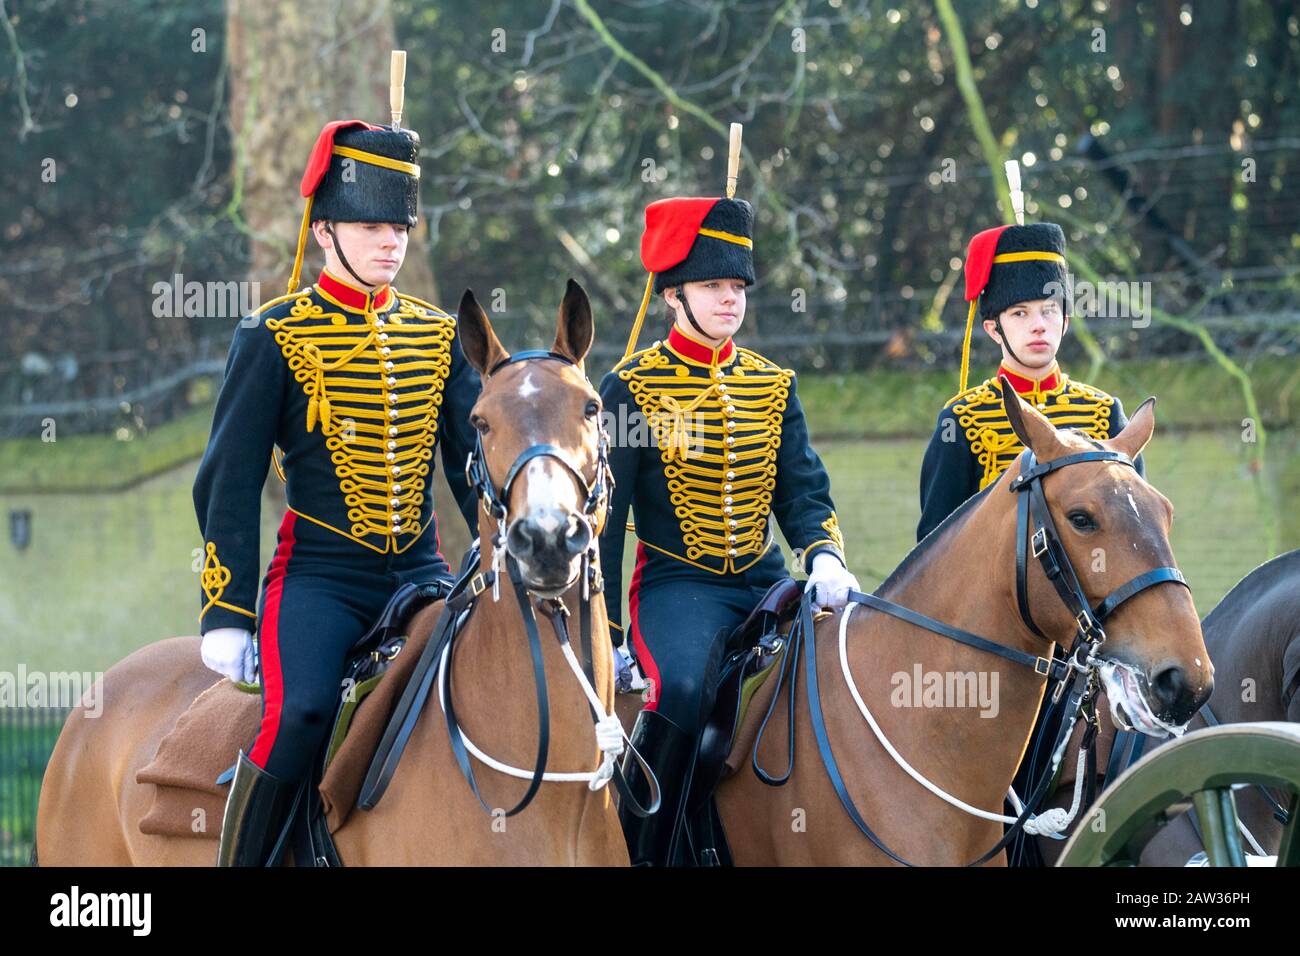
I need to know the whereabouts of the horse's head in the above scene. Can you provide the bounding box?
[1001,386,1213,732]
[457,279,607,596]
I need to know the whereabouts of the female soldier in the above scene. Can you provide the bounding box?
[599,195,858,865]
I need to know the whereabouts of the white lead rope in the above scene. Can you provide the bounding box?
[837,601,1085,837]
[436,634,628,790]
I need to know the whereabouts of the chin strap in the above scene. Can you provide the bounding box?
[676,286,710,339]
[323,221,373,289]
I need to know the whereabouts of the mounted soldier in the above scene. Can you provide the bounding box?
[598,127,859,865]
[193,56,480,865]
[917,164,1144,542]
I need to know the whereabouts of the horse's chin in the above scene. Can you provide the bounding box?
[1098,660,1187,739]
[511,555,581,599]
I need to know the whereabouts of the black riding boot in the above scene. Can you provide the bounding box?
[618,709,698,867]
[216,750,301,867]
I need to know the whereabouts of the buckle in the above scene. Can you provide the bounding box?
[1034,656,1050,676]
[1031,528,1048,558]
[1052,679,1068,704]
[468,572,488,597]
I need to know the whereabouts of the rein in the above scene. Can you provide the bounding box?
[752,446,1192,866]
[358,350,659,818]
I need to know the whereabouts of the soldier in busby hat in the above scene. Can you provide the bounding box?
[193,79,482,865]
[916,219,1144,542]
[598,188,859,866]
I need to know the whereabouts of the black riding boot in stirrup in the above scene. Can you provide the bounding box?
[216,750,300,867]
[618,709,698,867]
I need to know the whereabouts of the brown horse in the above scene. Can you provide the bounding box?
[715,387,1213,865]
[35,280,629,866]
[1036,548,1300,866]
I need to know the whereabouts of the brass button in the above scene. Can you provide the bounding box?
[388,426,399,437]
[392,465,402,475]
[726,471,736,480]
[727,453,737,463]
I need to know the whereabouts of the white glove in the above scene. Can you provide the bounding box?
[807,552,859,610]
[201,627,257,684]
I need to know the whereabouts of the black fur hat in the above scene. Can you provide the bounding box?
[650,198,756,293]
[309,126,421,227]
[978,222,1069,319]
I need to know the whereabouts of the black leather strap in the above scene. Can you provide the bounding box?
[357,557,493,809]
[1009,450,1134,491]
[846,589,1068,681]
[751,627,801,787]
[791,591,1095,866]
[1091,567,1188,621]
[441,554,551,817]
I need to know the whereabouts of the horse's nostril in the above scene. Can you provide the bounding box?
[1150,664,1187,709]
[563,514,592,557]
[507,519,539,557]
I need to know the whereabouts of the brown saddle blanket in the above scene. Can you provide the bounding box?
[135,614,437,840]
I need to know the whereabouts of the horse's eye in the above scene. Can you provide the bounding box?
[471,415,489,434]
[585,400,600,419]
[1067,510,1096,532]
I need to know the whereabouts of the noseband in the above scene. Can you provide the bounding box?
[465,349,612,548]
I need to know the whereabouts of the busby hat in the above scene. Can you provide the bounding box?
[286,119,422,294]
[957,222,1069,392]
[621,195,756,358]
[642,197,756,293]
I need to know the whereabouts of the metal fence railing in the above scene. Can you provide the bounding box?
[0,707,70,867]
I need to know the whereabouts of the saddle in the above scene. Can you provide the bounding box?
[674,577,804,864]
[134,579,451,863]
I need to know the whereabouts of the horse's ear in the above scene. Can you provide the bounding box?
[1001,377,1070,461]
[457,289,509,376]
[1107,396,1156,462]
[552,278,594,368]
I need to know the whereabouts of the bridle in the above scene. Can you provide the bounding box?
[754,442,1192,866]
[465,348,613,598]
[359,349,660,820]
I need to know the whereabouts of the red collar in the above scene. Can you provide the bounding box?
[316,268,393,313]
[666,324,735,366]
[997,363,1062,397]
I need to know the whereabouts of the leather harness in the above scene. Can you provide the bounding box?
[357,350,660,820]
[753,445,1191,866]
